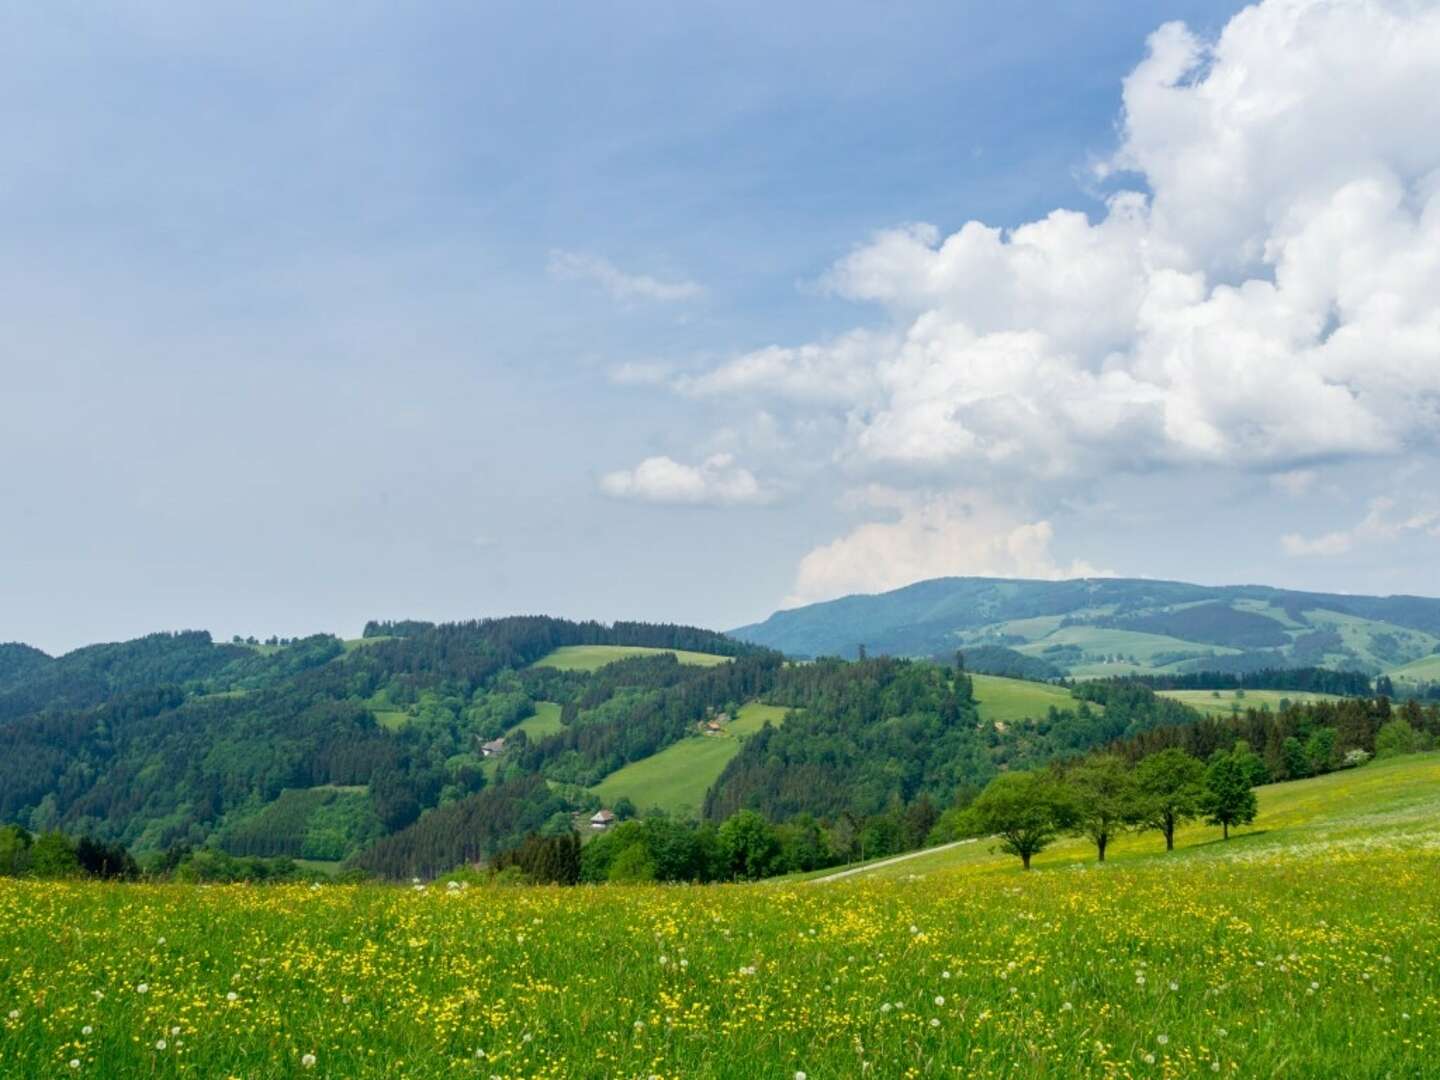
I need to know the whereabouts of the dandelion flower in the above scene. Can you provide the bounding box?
[1060,1002,1073,1012]
[1169,981,1179,991]
[934,995,945,1006]
[301,1053,317,1068]
[155,1039,167,1051]
[136,984,149,995]
[1157,1034,1169,1045]
[796,1072,808,1080]
[82,1025,93,1036]
[226,992,238,1002]
[69,1061,80,1070]
[929,1018,940,1028]
[170,1026,181,1036]
[1142,1052,1155,1064]
[6,1010,17,1020]
[941,970,951,979]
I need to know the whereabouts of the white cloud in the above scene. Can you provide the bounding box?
[599,453,770,506]
[1282,496,1440,557]
[548,250,703,302]
[676,0,1440,483]
[786,489,1106,606]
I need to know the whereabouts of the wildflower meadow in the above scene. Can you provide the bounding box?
[4,755,1439,1078]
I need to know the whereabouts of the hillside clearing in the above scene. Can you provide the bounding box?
[591,702,789,815]
[507,701,564,740]
[531,644,733,672]
[969,673,1078,723]
[1158,688,1344,717]
[1389,653,1440,683]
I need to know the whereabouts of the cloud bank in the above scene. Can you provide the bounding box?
[787,489,1106,606]
[612,0,1440,603]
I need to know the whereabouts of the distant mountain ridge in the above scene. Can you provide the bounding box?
[731,577,1440,678]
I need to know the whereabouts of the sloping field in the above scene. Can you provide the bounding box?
[831,751,1440,882]
[591,702,788,815]
[970,673,1078,723]
[1159,688,1344,717]
[5,753,1436,1078]
[507,701,564,740]
[531,645,733,672]
[1388,653,1440,683]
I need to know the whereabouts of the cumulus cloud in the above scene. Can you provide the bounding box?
[786,489,1107,606]
[599,453,770,506]
[678,0,1440,482]
[548,250,703,302]
[1282,497,1440,557]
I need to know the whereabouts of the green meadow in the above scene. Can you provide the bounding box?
[970,673,1079,724]
[531,645,735,672]
[1158,688,1344,717]
[2,754,1435,1078]
[591,702,789,815]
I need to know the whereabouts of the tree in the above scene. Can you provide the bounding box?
[1304,728,1337,775]
[1132,749,1206,851]
[718,810,781,881]
[965,771,1074,870]
[1375,718,1427,757]
[1067,755,1135,862]
[1202,753,1257,840]
[0,825,32,875]
[613,797,637,822]
[1229,740,1269,787]
[1281,736,1311,779]
[30,832,80,877]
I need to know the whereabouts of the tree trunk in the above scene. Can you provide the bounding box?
[1164,819,1175,851]
[1021,851,1031,870]
[1223,821,1229,840]
[1097,835,1107,863]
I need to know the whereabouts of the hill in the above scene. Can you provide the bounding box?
[732,575,1440,678]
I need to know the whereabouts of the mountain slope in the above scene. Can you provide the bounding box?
[732,576,1440,677]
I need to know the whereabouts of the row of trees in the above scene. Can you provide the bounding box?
[967,744,1272,869]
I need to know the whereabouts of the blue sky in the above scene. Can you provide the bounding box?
[5,0,1439,653]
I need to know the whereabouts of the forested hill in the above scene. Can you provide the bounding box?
[732,576,1440,680]
[0,618,773,860]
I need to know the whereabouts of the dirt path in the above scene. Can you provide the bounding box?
[810,838,978,883]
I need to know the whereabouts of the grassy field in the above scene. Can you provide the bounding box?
[531,644,734,672]
[2,754,1436,1078]
[507,701,565,740]
[1158,688,1344,717]
[591,702,789,815]
[1389,653,1440,683]
[970,673,1078,724]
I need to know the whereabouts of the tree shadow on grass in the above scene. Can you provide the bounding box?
[1183,829,1273,852]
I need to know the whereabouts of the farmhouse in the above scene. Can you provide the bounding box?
[590,809,616,831]
[480,738,506,758]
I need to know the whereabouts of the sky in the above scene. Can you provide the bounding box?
[3,0,1439,654]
